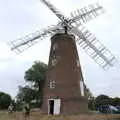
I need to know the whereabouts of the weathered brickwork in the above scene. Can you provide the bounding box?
[42,33,88,114]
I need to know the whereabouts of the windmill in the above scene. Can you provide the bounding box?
[8,0,118,115]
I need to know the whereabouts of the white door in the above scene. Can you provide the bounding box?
[54,99,61,115]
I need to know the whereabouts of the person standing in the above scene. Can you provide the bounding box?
[8,103,14,115]
[23,103,30,119]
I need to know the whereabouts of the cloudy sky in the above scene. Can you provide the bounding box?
[0,0,120,99]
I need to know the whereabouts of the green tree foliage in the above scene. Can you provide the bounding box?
[16,85,41,110]
[95,94,110,109]
[85,86,95,110]
[88,94,120,110]
[0,92,12,109]
[16,61,47,108]
[24,61,47,92]
[96,94,110,101]
[16,86,38,103]
[93,95,120,110]
[86,87,94,100]
[111,97,120,106]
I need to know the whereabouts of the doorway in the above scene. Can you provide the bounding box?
[49,100,54,115]
[48,99,61,115]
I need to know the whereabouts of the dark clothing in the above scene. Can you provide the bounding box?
[24,106,30,116]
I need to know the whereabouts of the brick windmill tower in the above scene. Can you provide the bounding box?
[9,0,118,115]
[42,33,87,115]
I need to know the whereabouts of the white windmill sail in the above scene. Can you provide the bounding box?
[8,0,119,69]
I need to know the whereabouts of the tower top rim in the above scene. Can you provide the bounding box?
[51,33,75,42]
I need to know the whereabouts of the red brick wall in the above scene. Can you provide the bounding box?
[42,33,88,114]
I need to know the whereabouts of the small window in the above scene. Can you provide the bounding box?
[49,80,56,89]
[51,59,57,66]
[53,43,58,51]
[76,59,80,67]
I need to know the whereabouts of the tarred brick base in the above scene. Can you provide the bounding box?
[61,97,88,114]
[42,96,88,115]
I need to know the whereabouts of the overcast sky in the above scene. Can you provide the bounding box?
[0,0,120,99]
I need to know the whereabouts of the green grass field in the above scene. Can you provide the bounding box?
[0,111,120,120]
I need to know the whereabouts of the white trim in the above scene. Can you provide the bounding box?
[48,99,55,115]
[54,99,61,115]
[80,81,84,96]
[49,80,55,89]
[48,99,61,115]
[53,43,58,51]
[76,59,80,67]
[51,59,57,66]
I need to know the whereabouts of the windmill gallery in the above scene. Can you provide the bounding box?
[9,0,118,115]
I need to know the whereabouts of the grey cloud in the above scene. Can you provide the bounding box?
[0,60,33,98]
[0,0,120,98]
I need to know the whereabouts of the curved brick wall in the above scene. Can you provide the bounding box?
[42,33,88,114]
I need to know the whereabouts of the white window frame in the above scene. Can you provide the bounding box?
[49,80,56,89]
[51,59,57,66]
[53,43,58,51]
[76,59,80,67]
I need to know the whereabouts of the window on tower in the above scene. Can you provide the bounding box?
[51,43,59,67]
[76,59,80,67]
[51,58,57,66]
[49,80,56,89]
[53,43,58,51]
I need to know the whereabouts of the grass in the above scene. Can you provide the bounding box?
[0,111,120,120]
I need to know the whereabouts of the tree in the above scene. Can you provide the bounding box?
[111,97,120,106]
[16,86,38,103]
[96,94,110,101]
[0,92,12,109]
[85,85,95,110]
[16,85,41,109]
[24,61,47,107]
[95,94,110,109]
[86,87,94,100]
